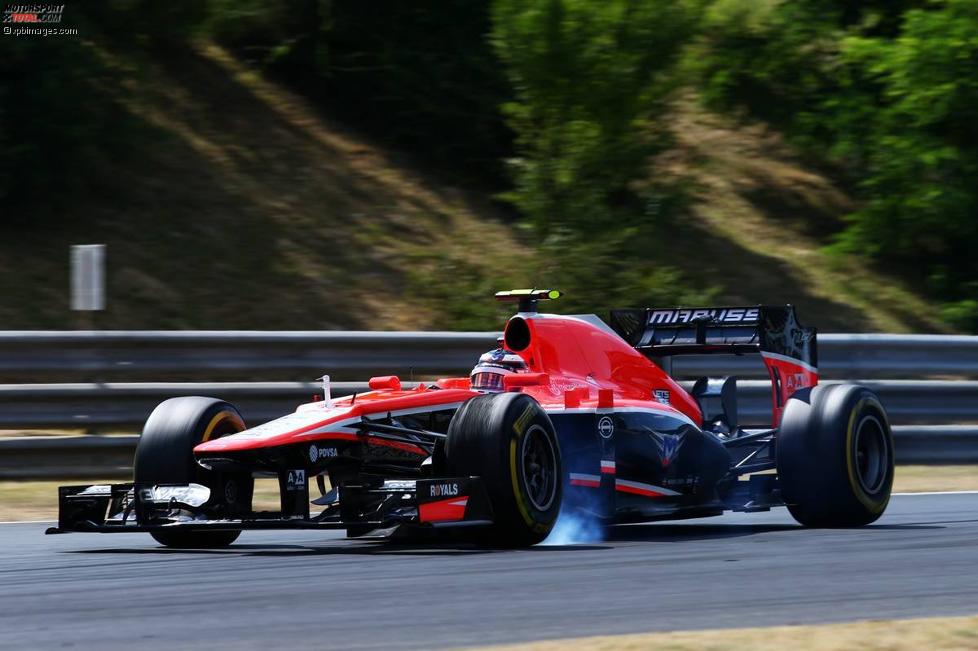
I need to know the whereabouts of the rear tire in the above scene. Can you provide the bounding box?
[777,383,894,527]
[134,397,251,548]
[445,392,562,546]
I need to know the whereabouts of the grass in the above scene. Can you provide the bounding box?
[0,39,529,333]
[0,44,953,335]
[889,465,978,493]
[464,615,978,651]
[2,466,972,522]
[651,94,952,333]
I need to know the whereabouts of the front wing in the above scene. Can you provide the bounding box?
[46,476,494,539]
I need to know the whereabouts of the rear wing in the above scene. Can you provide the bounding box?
[608,305,818,425]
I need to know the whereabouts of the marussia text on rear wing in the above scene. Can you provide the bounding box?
[608,305,818,424]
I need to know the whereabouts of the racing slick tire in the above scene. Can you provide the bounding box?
[134,397,251,548]
[445,392,562,546]
[777,383,894,527]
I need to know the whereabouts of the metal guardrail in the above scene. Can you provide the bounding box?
[2,331,978,381]
[0,331,499,381]
[0,379,976,476]
[0,435,139,479]
[2,330,978,477]
[671,333,978,379]
[1,380,976,430]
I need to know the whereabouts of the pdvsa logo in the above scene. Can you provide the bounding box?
[309,445,338,462]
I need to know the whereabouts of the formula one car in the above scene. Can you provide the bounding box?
[50,289,894,547]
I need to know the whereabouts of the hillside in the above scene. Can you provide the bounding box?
[0,42,950,333]
[0,42,529,331]
[650,96,951,334]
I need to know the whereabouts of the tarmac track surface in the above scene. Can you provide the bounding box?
[0,493,976,650]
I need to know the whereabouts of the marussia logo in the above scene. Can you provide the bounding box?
[651,432,684,467]
[648,307,759,326]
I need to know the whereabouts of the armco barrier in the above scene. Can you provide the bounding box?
[0,331,498,382]
[2,330,978,477]
[2,331,978,381]
[671,334,978,379]
[0,380,975,431]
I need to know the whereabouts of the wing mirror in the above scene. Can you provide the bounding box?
[503,373,549,390]
[368,375,402,391]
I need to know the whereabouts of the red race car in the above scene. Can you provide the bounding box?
[51,289,894,547]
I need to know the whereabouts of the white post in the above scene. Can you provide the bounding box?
[321,374,332,407]
[70,244,106,329]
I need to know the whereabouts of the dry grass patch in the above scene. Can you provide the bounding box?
[465,615,978,651]
[654,94,951,334]
[893,465,978,493]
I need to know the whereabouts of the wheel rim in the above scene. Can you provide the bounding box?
[520,424,557,511]
[854,415,888,494]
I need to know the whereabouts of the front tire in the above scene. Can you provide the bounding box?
[777,383,894,527]
[134,397,251,548]
[445,392,562,546]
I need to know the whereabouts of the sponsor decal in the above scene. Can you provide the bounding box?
[650,431,685,467]
[597,416,615,439]
[662,475,701,488]
[614,478,681,497]
[286,469,306,491]
[513,404,534,435]
[784,372,809,391]
[429,482,459,498]
[419,496,469,522]
[308,445,338,462]
[569,472,601,488]
[647,307,759,326]
[78,485,112,496]
[549,376,586,397]
[653,389,670,405]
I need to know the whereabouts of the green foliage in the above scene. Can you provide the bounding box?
[493,0,694,235]
[941,298,978,333]
[532,230,719,313]
[825,0,978,328]
[0,2,209,225]
[83,0,212,48]
[0,36,129,223]
[692,0,978,330]
[6,0,977,329]
[492,0,710,308]
[207,0,511,188]
[835,1,978,271]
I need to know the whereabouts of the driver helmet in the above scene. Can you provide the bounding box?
[470,348,526,392]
